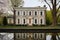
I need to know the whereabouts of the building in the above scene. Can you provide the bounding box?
[7,6,46,40]
[7,6,46,26]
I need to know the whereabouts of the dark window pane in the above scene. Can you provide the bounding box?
[18,19,19,24]
[35,11,37,15]
[23,12,25,15]
[18,34,19,38]
[41,11,42,15]
[41,34,42,38]
[29,11,31,15]
[41,19,42,24]
[23,19,25,24]
[35,19,37,24]
[35,34,37,38]
[18,11,19,15]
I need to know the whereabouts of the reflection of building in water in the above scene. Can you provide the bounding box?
[15,33,46,40]
[0,33,14,40]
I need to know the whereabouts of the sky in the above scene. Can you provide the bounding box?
[23,0,50,10]
[0,0,60,14]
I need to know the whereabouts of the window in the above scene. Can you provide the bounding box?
[41,11,42,15]
[23,19,25,24]
[18,34,19,38]
[34,33,38,39]
[35,19,37,24]
[23,12,25,15]
[35,11,37,15]
[38,33,42,39]
[41,19,42,24]
[18,11,19,15]
[29,11,31,15]
[41,34,42,38]
[23,33,26,39]
[18,19,19,24]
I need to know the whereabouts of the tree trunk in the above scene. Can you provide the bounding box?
[52,12,57,26]
[52,0,57,26]
[51,33,57,40]
[51,0,57,40]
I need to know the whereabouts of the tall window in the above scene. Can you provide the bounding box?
[18,34,19,38]
[35,11,37,15]
[29,11,31,15]
[23,33,26,39]
[18,19,19,24]
[41,34,42,38]
[41,11,42,15]
[23,19,25,24]
[35,19,37,24]
[23,12,25,15]
[18,11,19,15]
[41,19,42,24]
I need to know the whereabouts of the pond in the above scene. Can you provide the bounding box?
[46,35,60,40]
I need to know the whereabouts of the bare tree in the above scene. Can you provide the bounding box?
[39,0,60,40]
[10,0,24,40]
[10,0,24,24]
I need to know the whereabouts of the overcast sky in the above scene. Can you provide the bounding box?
[23,0,50,10]
[0,0,60,14]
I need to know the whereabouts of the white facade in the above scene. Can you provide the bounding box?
[14,7,46,25]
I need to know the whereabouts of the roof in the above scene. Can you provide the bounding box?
[14,6,47,10]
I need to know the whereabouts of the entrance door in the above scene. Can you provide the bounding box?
[28,18,32,25]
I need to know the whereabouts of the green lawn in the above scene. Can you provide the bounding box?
[0,25,60,29]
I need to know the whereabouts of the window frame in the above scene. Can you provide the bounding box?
[40,11,42,16]
[18,11,19,15]
[35,19,37,24]
[18,19,20,24]
[35,11,37,16]
[29,11,31,16]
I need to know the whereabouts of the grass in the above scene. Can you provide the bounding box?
[0,25,60,29]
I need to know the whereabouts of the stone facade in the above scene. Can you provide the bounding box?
[7,6,46,26]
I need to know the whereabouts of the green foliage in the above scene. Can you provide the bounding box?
[3,17,8,25]
[0,17,3,25]
[46,10,52,25]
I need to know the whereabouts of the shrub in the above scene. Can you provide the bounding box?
[3,17,8,25]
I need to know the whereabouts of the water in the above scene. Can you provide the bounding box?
[46,35,60,40]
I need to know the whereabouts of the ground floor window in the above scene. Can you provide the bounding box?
[35,19,37,24]
[18,19,20,24]
[23,19,25,24]
[41,19,42,24]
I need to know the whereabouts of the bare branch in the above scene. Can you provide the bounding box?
[44,0,52,10]
[56,1,60,6]
[0,2,4,4]
[56,5,60,14]
[51,0,53,5]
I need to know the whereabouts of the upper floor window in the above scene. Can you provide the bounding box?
[23,12,25,15]
[29,11,31,15]
[18,11,19,15]
[40,11,42,16]
[35,19,37,24]
[35,11,37,15]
